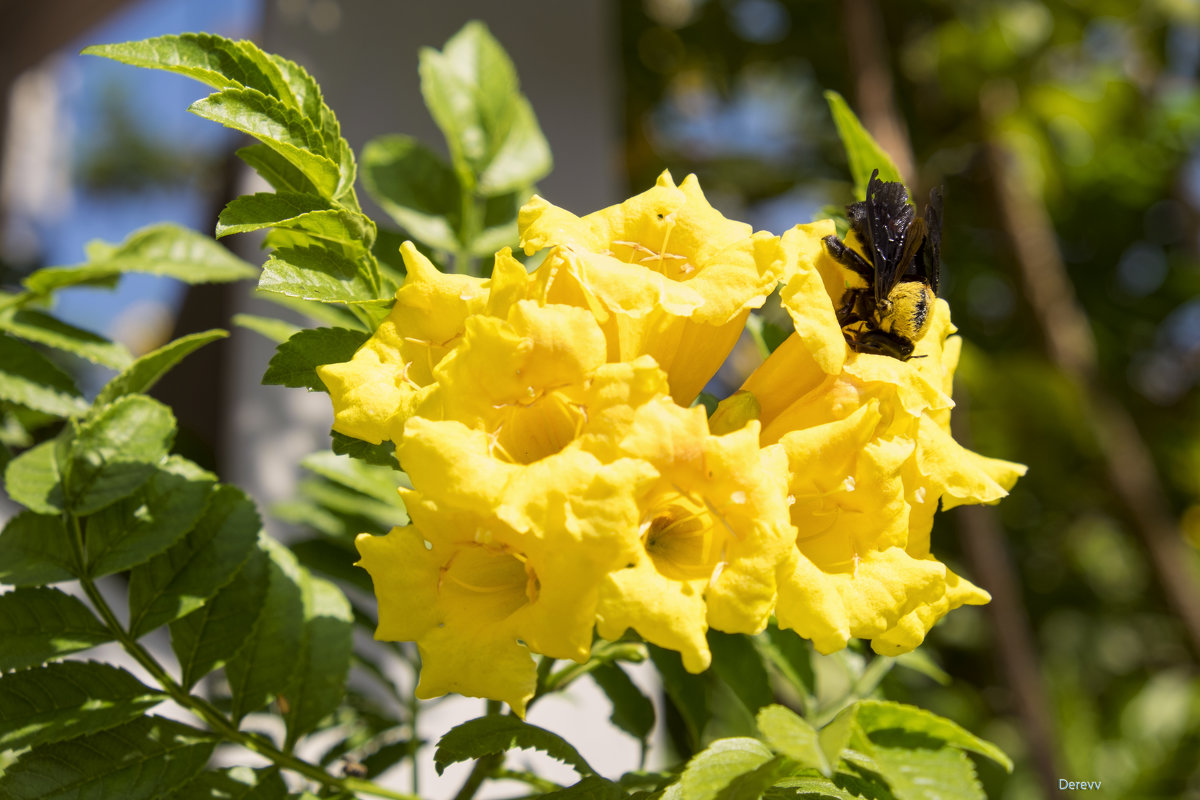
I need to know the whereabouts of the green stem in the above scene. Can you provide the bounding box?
[493,768,561,792]
[455,176,480,276]
[451,753,502,800]
[68,516,419,800]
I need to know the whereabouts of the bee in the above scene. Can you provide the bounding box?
[822,169,943,360]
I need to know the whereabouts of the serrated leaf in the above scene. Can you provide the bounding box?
[361,134,461,252]
[262,327,368,391]
[865,741,983,800]
[283,573,354,745]
[217,193,374,252]
[94,329,228,407]
[0,587,112,671]
[0,715,215,800]
[0,334,88,417]
[540,776,626,799]
[233,313,301,344]
[756,704,831,777]
[191,88,340,197]
[648,643,710,752]
[23,224,256,295]
[330,430,399,469]
[0,661,164,751]
[126,484,260,637]
[824,91,904,197]
[709,631,773,716]
[662,738,774,800]
[434,715,594,776]
[237,143,320,195]
[0,511,78,585]
[171,766,288,800]
[3,439,64,514]
[61,395,176,516]
[225,536,306,721]
[0,308,132,369]
[171,546,269,689]
[714,755,789,800]
[85,456,217,579]
[259,246,380,304]
[591,662,655,742]
[853,701,1012,771]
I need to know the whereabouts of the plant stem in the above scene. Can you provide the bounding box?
[451,753,502,800]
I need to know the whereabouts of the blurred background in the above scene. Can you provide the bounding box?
[3,0,1200,797]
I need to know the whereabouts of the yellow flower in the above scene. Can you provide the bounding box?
[589,397,795,672]
[519,171,791,404]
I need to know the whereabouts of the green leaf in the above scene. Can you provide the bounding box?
[0,511,77,585]
[757,623,816,703]
[662,738,774,800]
[217,193,375,252]
[237,143,320,195]
[259,246,380,304]
[477,96,552,195]
[85,456,217,579]
[714,756,789,800]
[648,643,710,752]
[300,450,408,507]
[290,538,371,595]
[434,715,594,776]
[591,662,656,742]
[0,587,112,671]
[225,536,306,721]
[0,661,164,751]
[756,704,831,777]
[0,308,132,369]
[709,631,773,716]
[171,546,269,689]
[190,88,340,198]
[863,740,984,800]
[256,292,372,330]
[171,766,288,800]
[233,313,301,344]
[0,334,88,417]
[126,484,260,637]
[853,700,1012,771]
[94,329,228,406]
[294,476,408,532]
[539,776,627,799]
[60,395,176,516]
[330,430,399,470]
[262,327,368,391]
[360,134,461,252]
[824,91,904,197]
[818,705,857,770]
[23,224,257,295]
[283,573,354,745]
[0,715,215,800]
[3,439,63,514]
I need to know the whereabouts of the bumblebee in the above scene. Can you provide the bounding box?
[822,169,943,360]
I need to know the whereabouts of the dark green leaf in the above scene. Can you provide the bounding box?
[171,766,288,800]
[330,431,399,470]
[540,776,626,799]
[662,738,774,800]
[290,538,371,595]
[61,395,176,515]
[283,573,354,745]
[0,308,132,369]
[23,224,256,295]
[0,661,164,751]
[591,662,656,742]
[648,643,710,752]
[262,327,368,391]
[0,715,215,800]
[86,455,217,578]
[259,246,380,304]
[360,134,461,252]
[0,334,88,417]
[94,329,228,406]
[824,91,904,197]
[758,623,816,703]
[171,545,269,689]
[0,511,77,585]
[756,704,831,776]
[853,701,1012,771]
[434,715,594,776]
[0,587,112,671]
[126,484,260,637]
[225,536,306,721]
[3,439,63,514]
[709,631,773,716]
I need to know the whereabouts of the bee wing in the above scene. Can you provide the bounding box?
[864,169,916,303]
[920,186,944,295]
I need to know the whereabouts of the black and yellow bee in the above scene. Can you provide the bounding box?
[822,169,943,360]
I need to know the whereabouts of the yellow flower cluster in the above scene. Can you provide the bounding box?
[320,174,1024,715]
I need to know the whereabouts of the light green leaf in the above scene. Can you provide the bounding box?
[0,715,215,800]
[866,742,985,800]
[256,292,373,330]
[225,536,306,721]
[299,450,408,507]
[94,329,228,407]
[294,476,408,532]
[434,715,595,776]
[232,313,301,344]
[190,88,339,198]
[170,766,288,800]
[360,134,461,252]
[170,545,269,689]
[0,511,77,585]
[824,91,904,197]
[3,440,64,515]
[590,662,656,743]
[262,327,368,391]
[259,246,381,304]
[0,335,88,418]
[0,587,112,671]
[756,704,831,776]
[662,738,774,800]
[217,193,374,252]
[237,143,319,195]
[61,395,176,516]
[126,484,261,637]
[23,224,257,295]
[283,573,354,745]
[853,700,1013,771]
[0,661,164,752]
[0,308,132,369]
[477,96,551,195]
[85,456,217,578]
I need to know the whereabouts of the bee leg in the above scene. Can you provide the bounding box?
[822,235,875,283]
